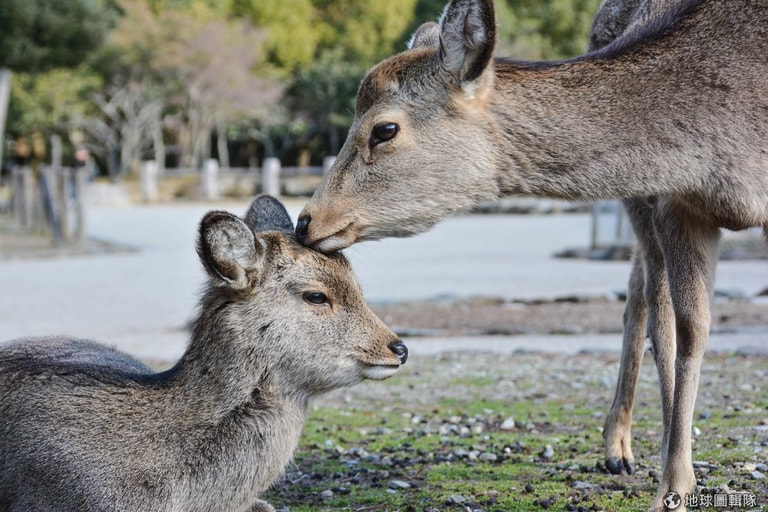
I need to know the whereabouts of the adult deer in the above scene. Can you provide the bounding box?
[296,0,768,510]
[0,195,407,512]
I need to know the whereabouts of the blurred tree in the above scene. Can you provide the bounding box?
[287,48,366,155]
[230,0,319,73]
[0,0,118,73]
[501,0,602,59]
[80,0,281,176]
[314,0,418,63]
[0,0,118,169]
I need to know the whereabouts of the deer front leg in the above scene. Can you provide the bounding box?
[250,498,276,512]
[604,249,647,475]
[650,205,719,512]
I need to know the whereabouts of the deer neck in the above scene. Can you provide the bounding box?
[488,56,692,201]
[168,311,311,421]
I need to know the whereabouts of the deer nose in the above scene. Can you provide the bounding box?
[296,215,311,245]
[388,340,408,365]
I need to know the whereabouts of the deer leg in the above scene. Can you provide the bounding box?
[604,249,646,475]
[650,205,719,512]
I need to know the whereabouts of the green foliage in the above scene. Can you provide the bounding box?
[287,48,367,154]
[314,0,419,64]
[500,0,603,59]
[0,0,119,72]
[231,0,319,71]
[7,67,103,136]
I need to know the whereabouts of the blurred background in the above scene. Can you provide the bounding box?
[0,0,601,181]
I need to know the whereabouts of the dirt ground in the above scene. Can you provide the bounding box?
[371,297,768,338]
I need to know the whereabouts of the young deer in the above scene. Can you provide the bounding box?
[295,1,768,510]
[0,195,407,512]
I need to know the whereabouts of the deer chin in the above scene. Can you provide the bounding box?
[309,222,362,253]
[360,363,401,380]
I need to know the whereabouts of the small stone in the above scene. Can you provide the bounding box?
[541,444,555,460]
[693,426,701,436]
[500,417,516,430]
[750,471,765,480]
[479,452,498,462]
[447,495,466,505]
[320,490,334,499]
[389,480,411,490]
[571,481,596,490]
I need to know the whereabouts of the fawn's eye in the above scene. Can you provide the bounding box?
[370,122,399,147]
[303,291,329,306]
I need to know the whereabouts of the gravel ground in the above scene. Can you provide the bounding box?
[267,348,768,511]
[262,298,768,511]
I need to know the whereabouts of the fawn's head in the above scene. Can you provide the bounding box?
[297,0,500,252]
[197,195,407,396]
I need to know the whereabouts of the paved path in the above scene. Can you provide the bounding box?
[1,199,766,361]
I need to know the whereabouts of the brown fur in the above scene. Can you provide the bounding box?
[0,195,407,512]
[296,1,767,510]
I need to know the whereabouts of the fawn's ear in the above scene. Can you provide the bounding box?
[198,211,263,289]
[408,22,440,50]
[244,194,295,234]
[437,0,496,84]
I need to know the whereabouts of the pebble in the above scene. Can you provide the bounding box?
[389,480,411,489]
[447,495,466,505]
[541,444,555,460]
[693,426,701,436]
[500,417,516,430]
[320,490,334,499]
[750,471,765,480]
[571,480,596,490]
[479,452,498,462]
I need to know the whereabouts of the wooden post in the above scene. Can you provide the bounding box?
[262,157,280,197]
[12,166,35,229]
[73,167,88,242]
[39,166,63,244]
[202,159,220,201]
[141,160,158,203]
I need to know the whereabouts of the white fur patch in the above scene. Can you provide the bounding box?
[461,80,479,99]
[361,365,400,380]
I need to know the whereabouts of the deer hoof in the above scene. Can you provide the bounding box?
[606,456,634,475]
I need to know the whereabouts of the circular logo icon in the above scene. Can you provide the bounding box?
[662,491,682,510]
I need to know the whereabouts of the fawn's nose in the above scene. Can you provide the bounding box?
[296,215,311,245]
[388,340,408,365]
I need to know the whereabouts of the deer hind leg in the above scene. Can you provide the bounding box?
[650,204,719,512]
[603,247,646,475]
[604,198,675,477]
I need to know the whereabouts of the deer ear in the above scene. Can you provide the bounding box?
[437,0,496,83]
[198,211,263,289]
[244,194,295,234]
[408,22,440,49]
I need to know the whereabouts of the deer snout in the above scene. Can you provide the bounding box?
[389,340,408,365]
[295,215,311,245]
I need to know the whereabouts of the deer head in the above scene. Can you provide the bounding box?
[297,0,502,252]
[197,195,408,396]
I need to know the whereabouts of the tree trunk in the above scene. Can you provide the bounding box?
[216,118,229,169]
[152,114,165,175]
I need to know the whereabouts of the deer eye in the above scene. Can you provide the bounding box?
[370,122,399,147]
[302,291,329,306]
